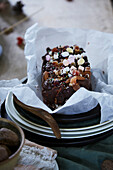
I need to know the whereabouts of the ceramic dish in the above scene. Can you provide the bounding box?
[5,102,113,140]
[7,92,113,131]
[0,118,25,170]
[14,98,100,129]
[1,109,113,147]
[5,92,113,139]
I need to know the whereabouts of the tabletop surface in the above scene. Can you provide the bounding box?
[0,0,113,80]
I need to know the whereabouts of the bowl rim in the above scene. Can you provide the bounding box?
[0,118,25,165]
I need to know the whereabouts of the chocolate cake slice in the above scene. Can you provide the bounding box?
[42,45,92,110]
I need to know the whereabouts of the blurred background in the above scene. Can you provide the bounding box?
[0,0,113,80]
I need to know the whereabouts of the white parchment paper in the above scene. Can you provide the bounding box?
[0,79,21,111]
[2,23,113,123]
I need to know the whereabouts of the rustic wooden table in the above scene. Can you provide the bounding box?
[0,0,113,80]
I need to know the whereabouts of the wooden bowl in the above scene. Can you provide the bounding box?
[0,118,25,170]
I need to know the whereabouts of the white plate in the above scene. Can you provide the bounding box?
[8,92,113,131]
[5,92,113,139]
[55,161,59,170]
[6,102,113,139]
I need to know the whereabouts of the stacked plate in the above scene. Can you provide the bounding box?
[5,92,113,144]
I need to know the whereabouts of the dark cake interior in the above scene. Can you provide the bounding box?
[42,45,92,110]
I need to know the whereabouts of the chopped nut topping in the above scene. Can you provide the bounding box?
[73,83,80,91]
[75,46,80,52]
[52,48,59,52]
[65,78,70,84]
[70,76,77,85]
[43,71,49,80]
[53,61,58,66]
[85,67,90,71]
[59,62,63,67]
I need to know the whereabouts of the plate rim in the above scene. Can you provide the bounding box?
[13,100,113,134]
[7,92,113,131]
[5,92,113,133]
[5,101,113,139]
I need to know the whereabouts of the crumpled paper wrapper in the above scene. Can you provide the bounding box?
[1,23,113,123]
[0,79,21,111]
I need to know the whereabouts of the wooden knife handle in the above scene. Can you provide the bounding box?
[13,95,61,139]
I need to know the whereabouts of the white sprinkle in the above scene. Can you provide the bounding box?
[75,54,81,59]
[61,52,69,57]
[65,67,70,72]
[68,73,72,77]
[66,47,73,53]
[54,53,59,59]
[86,74,89,78]
[46,55,50,61]
[63,68,67,74]
[69,83,73,86]
[68,55,75,64]
[49,51,52,55]
[60,69,64,75]
[54,69,58,75]
[63,59,70,66]
[50,59,53,63]
[78,58,85,65]
[63,67,70,74]
[70,66,77,75]
[78,66,84,72]
[81,52,86,57]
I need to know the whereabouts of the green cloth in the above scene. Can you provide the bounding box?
[53,134,113,170]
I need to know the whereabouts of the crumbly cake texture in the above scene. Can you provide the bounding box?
[42,45,92,110]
